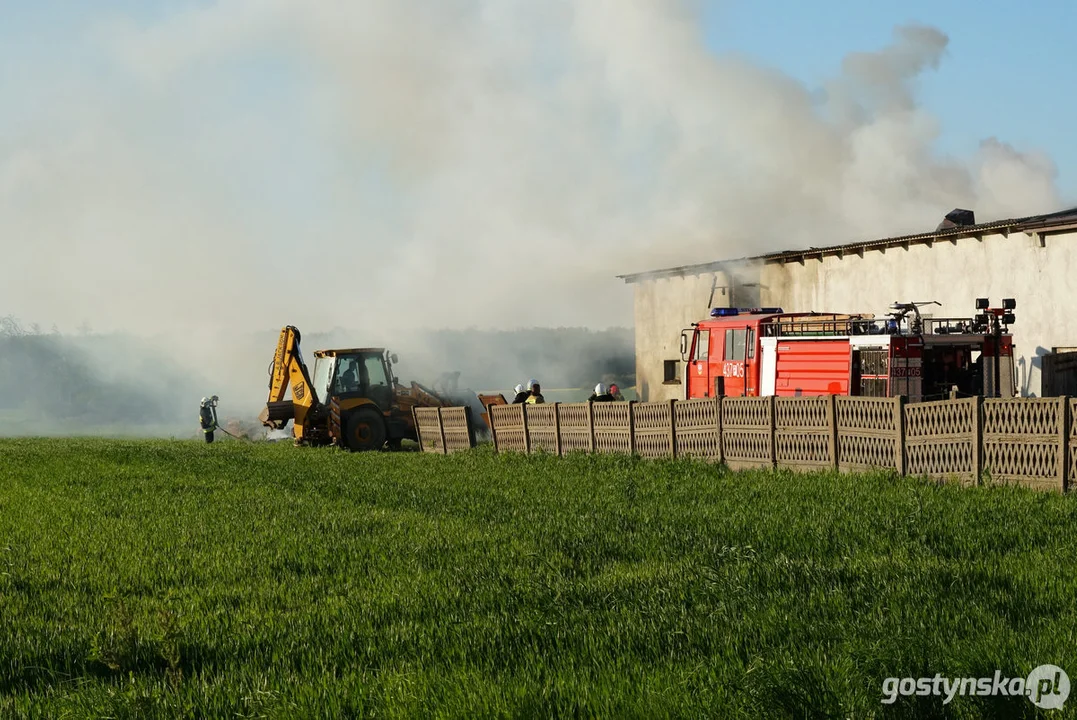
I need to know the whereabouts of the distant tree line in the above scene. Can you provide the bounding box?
[0,316,200,429]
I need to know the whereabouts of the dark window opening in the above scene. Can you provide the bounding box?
[664,360,679,383]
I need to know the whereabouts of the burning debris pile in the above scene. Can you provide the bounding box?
[200,413,284,443]
[224,418,270,441]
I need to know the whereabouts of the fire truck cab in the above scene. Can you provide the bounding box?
[680,301,1016,402]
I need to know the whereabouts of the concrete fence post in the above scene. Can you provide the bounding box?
[436,407,447,456]
[1058,396,1069,493]
[464,406,476,449]
[768,395,777,470]
[972,395,983,485]
[669,398,677,459]
[827,394,838,471]
[412,407,423,453]
[489,404,500,454]
[716,396,725,465]
[553,402,562,457]
[628,400,637,456]
[894,396,906,475]
[522,404,531,454]
[588,401,595,453]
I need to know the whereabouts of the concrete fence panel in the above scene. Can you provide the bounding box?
[593,401,633,455]
[775,396,836,472]
[440,407,476,453]
[633,400,675,459]
[904,398,979,484]
[673,397,722,461]
[558,402,593,454]
[413,407,445,453]
[475,393,1075,494]
[722,396,775,470]
[836,397,902,473]
[982,397,1067,491]
[525,403,559,454]
[489,403,527,453]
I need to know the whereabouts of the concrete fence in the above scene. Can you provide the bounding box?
[464,396,1076,492]
[412,406,477,454]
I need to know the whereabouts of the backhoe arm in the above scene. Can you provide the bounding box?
[259,326,320,435]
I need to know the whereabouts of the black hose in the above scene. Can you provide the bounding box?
[215,425,248,441]
[202,404,254,442]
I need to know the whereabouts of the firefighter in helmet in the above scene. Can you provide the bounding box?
[199,396,219,443]
[525,378,545,404]
[511,383,529,404]
[588,383,615,402]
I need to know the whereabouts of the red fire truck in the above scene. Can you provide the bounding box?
[680,300,1016,402]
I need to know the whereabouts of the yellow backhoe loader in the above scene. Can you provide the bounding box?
[258,326,463,451]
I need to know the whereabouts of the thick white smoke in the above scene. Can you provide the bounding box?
[0,0,1065,419]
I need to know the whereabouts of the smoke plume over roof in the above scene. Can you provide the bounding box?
[0,1,1065,420]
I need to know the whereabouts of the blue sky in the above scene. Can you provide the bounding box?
[703,0,1077,201]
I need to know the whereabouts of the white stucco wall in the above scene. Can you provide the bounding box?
[631,229,1077,400]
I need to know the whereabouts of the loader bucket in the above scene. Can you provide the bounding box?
[261,400,295,428]
[476,393,507,431]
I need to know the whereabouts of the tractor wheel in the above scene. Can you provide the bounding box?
[344,408,387,452]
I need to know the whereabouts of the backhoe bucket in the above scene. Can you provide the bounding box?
[260,400,295,428]
[477,393,507,432]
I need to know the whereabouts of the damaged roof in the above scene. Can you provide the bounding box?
[617,206,1077,284]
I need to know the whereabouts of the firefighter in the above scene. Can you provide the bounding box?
[199,396,219,443]
[588,383,615,402]
[609,383,624,401]
[511,384,529,403]
[525,378,545,404]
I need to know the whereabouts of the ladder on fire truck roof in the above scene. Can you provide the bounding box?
[761,313,988,338]
[761,314,885,338]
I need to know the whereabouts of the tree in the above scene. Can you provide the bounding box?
[0,316,24,337]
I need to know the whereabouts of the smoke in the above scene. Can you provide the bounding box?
[0,1,1065,427]
[0,318,206,436]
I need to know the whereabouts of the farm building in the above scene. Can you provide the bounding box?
[620,206,1077,402]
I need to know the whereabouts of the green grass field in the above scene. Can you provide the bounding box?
[2,439,1076,718]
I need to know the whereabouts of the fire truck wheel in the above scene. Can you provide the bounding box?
[344,407,386,452]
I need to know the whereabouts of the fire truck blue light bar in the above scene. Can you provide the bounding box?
[709,307,785,317]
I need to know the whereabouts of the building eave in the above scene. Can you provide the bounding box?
[616,206,1077,284]
[615,257,759,284]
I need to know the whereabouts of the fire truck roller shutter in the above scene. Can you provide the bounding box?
[773,339,853,396]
